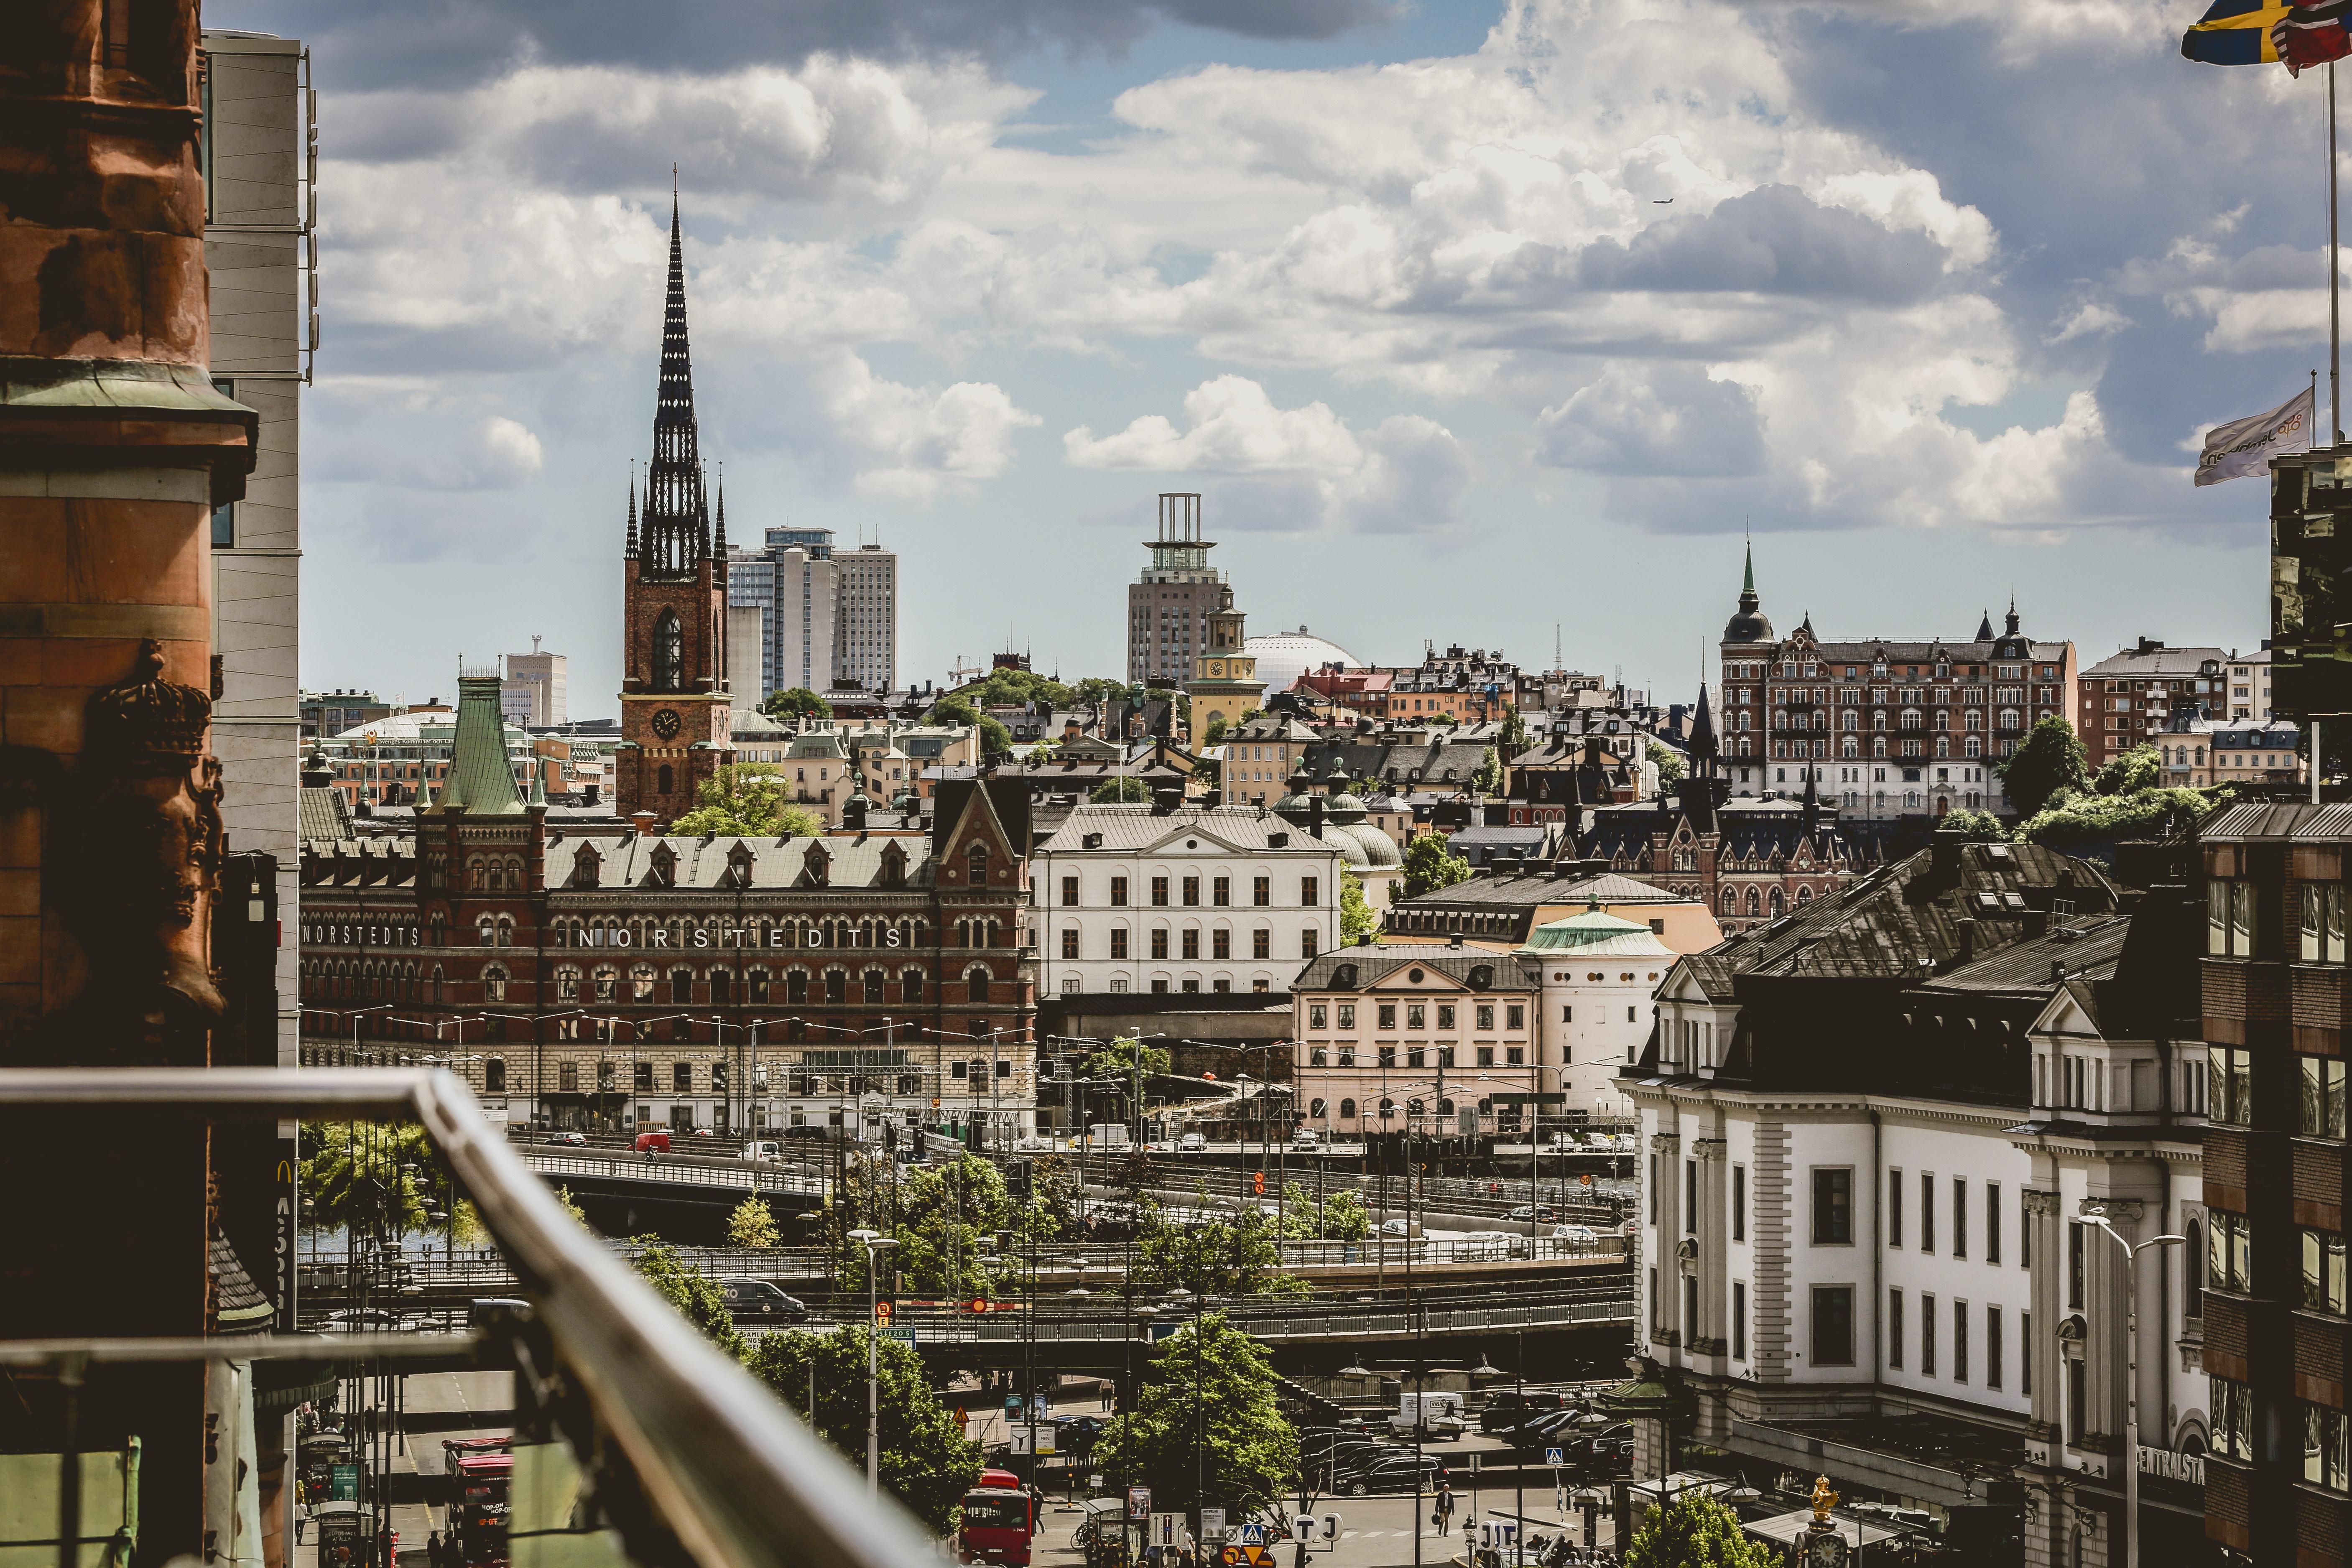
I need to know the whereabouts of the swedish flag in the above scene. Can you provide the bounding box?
[2183,0,2290,63]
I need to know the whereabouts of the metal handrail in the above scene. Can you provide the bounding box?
[0,1068,935,1568]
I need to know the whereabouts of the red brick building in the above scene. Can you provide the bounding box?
[616,196,734,825]
[2073,638,2230,771]
[299,677,1038,1138]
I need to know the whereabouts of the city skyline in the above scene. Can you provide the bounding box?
[225,0,2293,712]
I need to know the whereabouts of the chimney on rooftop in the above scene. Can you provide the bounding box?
[633,810,658,839]
[1956,917,1977,966]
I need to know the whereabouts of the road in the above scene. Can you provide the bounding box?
[1027,1488,1616,1568]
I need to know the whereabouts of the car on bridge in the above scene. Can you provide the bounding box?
[1504,1204,1559,1224]
[1290,1129,1321,1150]
[1547,1224,1601,1245]
[720,1278,808,1321]
[549,1131,587,1147]
[1176,1132,1208,1152]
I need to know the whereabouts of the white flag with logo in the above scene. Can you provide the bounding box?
[2195,387,2314,486]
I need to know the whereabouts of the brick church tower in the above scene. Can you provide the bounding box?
[617,193,732,824]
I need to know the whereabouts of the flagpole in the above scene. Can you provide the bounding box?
[2332,59,2342,444]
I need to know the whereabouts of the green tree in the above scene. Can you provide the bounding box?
[1339,867,1379,945]
[1472,745,1502,794]
[553,1185,589,1229]
[1090,775,1152,803]
[1646,738,1686,785]
[1938,808,2007,842]
[2013,786,2217,854]
[300,1123,436,1238]
[1075,676,1143,709]
[669,763,823,839]
[1277,1185,1368,1240]
[926,696,1013,756]
[1202,714,1230,750]
[631,1238,746,1358]
[1621,1489,1777,1568]
[1499,708,1528,753]
[1023,740,1056,764]
[951,669,1075,711]
[1400,833,1473,900]
[1079,1035,1171,1081]
[1132,1200,1309,1298]
[1090,1312,1298,1517]
[1996,715,2088,816]
[745,1327,982,1531]
[761,686,832,722]
[727,1196,781,1249]
[2093,742,2163,796]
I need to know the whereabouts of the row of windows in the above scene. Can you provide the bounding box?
[2201,1045,2348,1137]
[1310,1044,1524,1068]
[1053,874,1320,908]
[1885,1290,2010,1389]
[551,965,996,1006]
[1060,927,1313,961]
[1306,1001,1525,1032]
[1768,735,2000,759]
[1308,1095,1529,1121]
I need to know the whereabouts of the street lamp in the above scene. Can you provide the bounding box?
[2086,1217,2185,1568]
[848,1227,900,1498]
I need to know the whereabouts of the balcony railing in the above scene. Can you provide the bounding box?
[0,1067,935,1568]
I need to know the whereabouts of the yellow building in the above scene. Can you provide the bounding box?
[1187,591,1267,740]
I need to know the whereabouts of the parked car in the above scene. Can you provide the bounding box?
[1504,1204,1559,1223]
[320,1308,420,1334]
[1548,1224,1601,1245]
[1377,1218,1409,1238]
[549,1131,587,1147]
[738,1140,781,1163]
[633,1129,672,1154]
[1479,1390,1568,1433]
[1291,1129,1321,1150]
[1177,1132,1208,1152]
[717,1278,807,1320]
[1337,1454,1449,1496]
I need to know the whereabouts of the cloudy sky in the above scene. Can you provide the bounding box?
[221,0,2324,713]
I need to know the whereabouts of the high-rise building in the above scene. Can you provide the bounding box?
[725,526,854,704]
[201,28,314,1073]
[1717,547,2076,821]
[2075,640,2231,771]
[1127,493,1225,686]
[615,196,734,824]
[837,541,898,693]
[502,637,568,727]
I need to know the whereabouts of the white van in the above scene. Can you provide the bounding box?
[1392,1391,1466,1438]
[1089,1123,1132,1150]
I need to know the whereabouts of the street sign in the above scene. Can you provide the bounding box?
[883,1326,915,1344]
[1150,1514,1185,1548]
[1128,1487,1153,1522]
[1237,1523,1267,1546]
[1319,1516,1340,1541]
[875,1300,893,1322]
[329,1463,357,1502]
[1201,1508,1226,1542]
[1011,1425,1056,1456]
[1147,1321,1180,1342]
[1293,1517,1316,1542]
[1545,1448,1564,1467]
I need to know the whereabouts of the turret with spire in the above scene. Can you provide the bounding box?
[1974,608,1995,643]
[2005,595,2020,637]
[1722,543,1774,644]
[639,187,709,581]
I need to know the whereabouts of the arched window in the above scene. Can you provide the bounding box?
[1339,1097,1357,1119]
[657,763,674,795]
[1769,888,1784,916]
[825,969,847,1004]
[967,841,991,886]
[431,966,443,1004]
[1721,887,1738,913]
[483,965,508,1003]
[1797,885,1814,903]
[652,609,684,692]
[863,969,887,1004]
[484,1058,506,1093]
[1745,887,1761,917]
[787,970,809,1004]
[1310,1098,1328,1119]
[967,967,990,1005]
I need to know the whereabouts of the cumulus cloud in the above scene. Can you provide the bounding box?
[817,352,1042,500]
[1535,365,1766,477]
[1065,376,1468,531]
[314,414,546,491]
[2045,300,2129,345]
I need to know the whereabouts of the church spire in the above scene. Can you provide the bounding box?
[1689,681,1717,772]
[1974,607,1994,642]
[625,465,638,558]
[1742,541,1755,597]
[641,184,708,579]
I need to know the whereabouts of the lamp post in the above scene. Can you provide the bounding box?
[848,1227,900,1498]
[2087,1217,2186,1568]
[348,1004,394,1065]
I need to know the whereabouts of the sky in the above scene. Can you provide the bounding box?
[214,0,2330,714]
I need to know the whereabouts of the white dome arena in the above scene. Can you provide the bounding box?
[1245,626,1359,695]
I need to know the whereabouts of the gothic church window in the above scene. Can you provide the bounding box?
[653,610,684,692]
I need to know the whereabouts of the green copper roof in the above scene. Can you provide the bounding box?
[1515,902,1674,958]
[429,673,525,816]
[1742,541,1755,594]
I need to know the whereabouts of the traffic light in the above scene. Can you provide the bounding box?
[1253,1170,1265,1196]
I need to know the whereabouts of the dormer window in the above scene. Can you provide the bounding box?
[570,842,602,889]
[647,842,677,888]
[968,841,992,886]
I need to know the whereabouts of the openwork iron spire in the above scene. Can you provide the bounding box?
[641,189,707,579]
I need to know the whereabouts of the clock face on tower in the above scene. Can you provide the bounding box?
[651,707,683,740]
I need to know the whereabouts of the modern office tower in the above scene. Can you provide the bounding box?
[202,28,314,1071]
[1127,493,1225,686]
[836,541,898,692]
[502,638,568,727]
[765,527,838,699]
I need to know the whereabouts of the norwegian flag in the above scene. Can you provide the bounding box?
[2274,0,2352,74]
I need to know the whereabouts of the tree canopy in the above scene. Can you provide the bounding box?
[1938,808,2006,842]
[760,686,832,722]
[925,696,1012,756]
[949,668,1073,711]
[1996,716,2087,816]
[1131,1199,1309,1299]
[745,1327,982,1531]
[1202,714,1230,749]
[1647,738,1686,785]
[669,763,823,839]
[2013,785,2216,853]
[1622,1490,1777,1568]
[1499,708,1528,753]
[1090,775,1152,803]
[1075,676,1143,709]
[1400,833,1473,900]
[2092,742,2163,796]
[726,1196,780,1248]
[1090,1312,1297,1518]
[1472,745,1502,795]
[1079,1034,1171,1081]
[631,1238,746,1359]
[1276,1183,1369,1240]
[300,1122,446,1238]
[1339,867,1379,944]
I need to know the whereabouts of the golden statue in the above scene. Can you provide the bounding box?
[1809,1476,1839,1525]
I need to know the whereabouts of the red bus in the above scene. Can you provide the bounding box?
[957,1481,1036,1566]
[449,1452,514,1567]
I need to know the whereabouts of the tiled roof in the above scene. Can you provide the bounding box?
[1914,914,2131,994]
[2079,645,2227,677]
[1033,802,1335,854]
[549,830,932,891]
[299,784,353,842]
[1801,639,2071,663]
[1292,944,1538,993]
[1396,870,1691,911]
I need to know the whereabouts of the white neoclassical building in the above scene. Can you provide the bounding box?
[1028,801,1345,997]
[1629,836,2208,1563]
